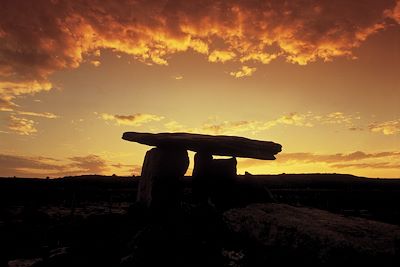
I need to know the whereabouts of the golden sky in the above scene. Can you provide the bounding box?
[0,0,400,178]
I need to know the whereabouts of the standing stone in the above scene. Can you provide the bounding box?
[123,132,282,211]
[192,152,237,209]
[192,152,214,203]
[138,148,189,211]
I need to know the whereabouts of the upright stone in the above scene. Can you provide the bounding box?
[192,152,237,209]
[138,148,189,211]
[192,152,213,202]
[123,132,282,210]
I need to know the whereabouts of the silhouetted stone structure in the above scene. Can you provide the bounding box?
[192,152,237,207]
[122,132,281,159]
[122,132,281,209]
[139,148,189,210]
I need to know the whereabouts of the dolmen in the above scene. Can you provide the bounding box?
[122,132,282,211]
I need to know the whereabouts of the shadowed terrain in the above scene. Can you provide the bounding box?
[1,174,400,266]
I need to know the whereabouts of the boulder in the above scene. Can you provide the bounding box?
[122,132,281,160]
[223,203,400,266]
[138,148,189,211]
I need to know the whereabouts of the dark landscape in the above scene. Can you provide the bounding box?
[1,1,400,267]
[1,173,400,267]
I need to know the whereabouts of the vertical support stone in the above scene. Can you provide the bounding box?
[138,147,189,211]
[192,152,237,208]
[192,152,213,202]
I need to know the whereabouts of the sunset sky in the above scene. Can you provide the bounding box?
[0,0,399,178]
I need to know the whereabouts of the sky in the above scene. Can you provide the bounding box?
[0,0,399,178]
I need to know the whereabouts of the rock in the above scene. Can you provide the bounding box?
[192,152,214,178]
[122,132,281,160]
[223,203,400,266]
[124,132,281,211]
[138,148,189,211]
[192,152,213,203]
[192,152,237,209]
[209,157,237,179]
[7,258,42,267]
[42,247,71,267]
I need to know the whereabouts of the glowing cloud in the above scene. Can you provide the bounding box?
[369,119,400,135]
[17,111,59,119]
[230,66,256,78]
[0,81,52,111]
[8,115,37,135]
[0,153,138,177]
[100,113,164,126]
[208,50,236,63]
[202,120,262,134]
[1,0,399,107]
[239,151,400,170]
[161,112,363,135]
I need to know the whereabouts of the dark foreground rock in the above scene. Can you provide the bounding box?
[122,132,282,160]
[223,203,400,266]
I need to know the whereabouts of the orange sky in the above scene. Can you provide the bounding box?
[0,0,399,178]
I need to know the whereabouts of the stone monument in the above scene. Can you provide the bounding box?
[122,132,282,209]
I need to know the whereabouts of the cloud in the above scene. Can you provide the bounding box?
[202,120,262,134]
[0,154,62,177]
[100,113,164,126]
[315,112,354,124]
[8,115,37,135]
[0,81,52,111]
[17,111,59,119]
[0,97,17,111]
[68,155,108,174]
[385,0,400,23]
[0,153,139,177]
[90,60,101,67]
[240,53,278,64]
[331,162,400,169]
[275,151,400,163]
[265,113,314,128]
[230,66,256,78]
[349,126,364,131]
[2,110,58,135]
[0,154,71,177]
[369,119,400,135]
[163,112,400,137]
[208,50,236,63]
[163,118,267,135]
[1,0,398,106]
[164,120,191,132]
[203,113,315,134]
[162,111,361,135]
[239,150,400,170]
[111,163,142,176]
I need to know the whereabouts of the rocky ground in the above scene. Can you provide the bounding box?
[1,175,400,266]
